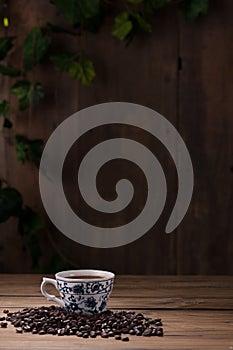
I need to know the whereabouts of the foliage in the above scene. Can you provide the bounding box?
[23,27,51,71]
[144,0,170,15]
[0,181,44,269]
[14,135,43,167]
[181,0,209,22]
[0,100,9,118]
[0,36,15,60]
[0,187,23,222]
[112,11,151,43]
[11,80,44,110]
[0,64,21,77]
[0,100,12,128]
[51,53,96,85]
[51,0,101,25]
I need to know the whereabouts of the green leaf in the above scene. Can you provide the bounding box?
[50,52,78,72]
[0,63,21,77]
[23,27,51,70]
[0,187,23,222]
[51,53,95,85]
[130,12,152,32]
[68,58,95,85]
[18,206,44,236]
[112,12,133,41]
[0,36,15,61]
[14,135,28,164]
[0,100,9,118]
[144,0,169,15]
[10,80,30,110]
[46,22,77,35]
[31,82,44,108]
[51,0,100,24]
[14,134,43,167]
[3,118,13,128]
[180,0,209,22]
[10,80,44,110]
[0,100,12,128]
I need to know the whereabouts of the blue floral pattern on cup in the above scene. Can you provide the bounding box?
[56,278,114,314]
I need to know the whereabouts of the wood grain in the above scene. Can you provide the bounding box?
[0,275,233,349]
[177,0,233,274]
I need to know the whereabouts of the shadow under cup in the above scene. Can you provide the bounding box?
[40,270,115,314]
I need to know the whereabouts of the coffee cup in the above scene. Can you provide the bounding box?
[40,269,115,314]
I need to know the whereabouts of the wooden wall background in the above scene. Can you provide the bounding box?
[0,0,232,274]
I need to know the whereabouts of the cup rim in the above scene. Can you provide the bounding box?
[55,269,115,282]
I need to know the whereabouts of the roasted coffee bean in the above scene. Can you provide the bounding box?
[115,335,121,340]
[3,309,9,314]
[142,329,152,336]
[0,321,8,328]
[122,337,129,341]
[1,305,164,342]
[16,327,23,333]
[101,332,108,338]
[157,330,163,336]
[76,331,83,337]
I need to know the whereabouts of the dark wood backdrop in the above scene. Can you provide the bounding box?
[0,0,232,274]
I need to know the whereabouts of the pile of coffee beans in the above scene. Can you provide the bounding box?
[1,306,163,341]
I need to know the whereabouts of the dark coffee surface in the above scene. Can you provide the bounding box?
[66,275,105,279]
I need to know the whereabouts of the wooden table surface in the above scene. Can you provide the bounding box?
[0,275,233,349]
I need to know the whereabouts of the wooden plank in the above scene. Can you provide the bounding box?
[1,295,233,310]
[0,275,233,309]
[46,5,179,275]
[0,310,232,349]
[178,0,233,274]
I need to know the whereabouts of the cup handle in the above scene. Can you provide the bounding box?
[40,277,64,307]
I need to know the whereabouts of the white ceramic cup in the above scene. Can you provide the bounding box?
[40,269,115,314]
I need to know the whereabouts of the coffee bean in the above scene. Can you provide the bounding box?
[115,335,121,340]
[157,330,163,336]
[1,305,164,342]
[122,337,129,341]
[16,327,23,333]
[76,331,83,337]
[0,322,7,328]
[101,332,108,338]
[142,329,152,336]
[3,310,9,314]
